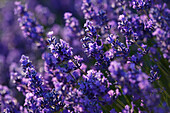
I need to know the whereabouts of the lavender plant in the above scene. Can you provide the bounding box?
[0,0,170,113]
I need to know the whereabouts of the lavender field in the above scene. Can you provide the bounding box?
[0,0,170,112]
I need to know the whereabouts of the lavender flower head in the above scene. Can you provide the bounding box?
[15,1,45,48]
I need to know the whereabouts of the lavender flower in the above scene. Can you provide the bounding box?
[64,12,84,54]
[0,0,170,112]
[108,61,160,110]
[129,0,153,10]
[15,1,45,48]
[35,5,56,26]
[0,85,21,113]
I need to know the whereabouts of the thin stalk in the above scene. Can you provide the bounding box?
[71,59,87,75]
[69,72,76,80]
[156,81,170,98]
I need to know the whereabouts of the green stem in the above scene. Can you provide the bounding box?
[117,98,126,107]
[134,40,169,76]
[156,61,170,74]
[115,100,124,110]
[119,88,131,106]
[69,72,76,80]
[71,59,87,75]
[156,81,170,98]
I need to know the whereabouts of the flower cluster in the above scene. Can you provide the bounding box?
[14,1,45,48]
[0,0,170,113]
[0,85,21,112]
